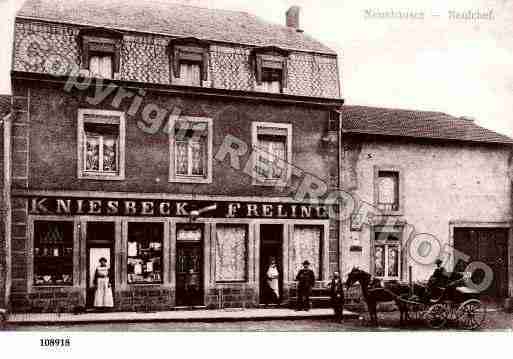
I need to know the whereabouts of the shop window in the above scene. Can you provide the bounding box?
[169,116,213,183]
[79,28,122,79]
[33,221,74,286]
[253,46,289,94]
[252,122,292,186]
[169,38,209,86]
[373,230,401,280]
[78,109,126,180]
[215,224,248,282]
[127,222,163,284]
[291,225,323,279]
[374,167,402,214]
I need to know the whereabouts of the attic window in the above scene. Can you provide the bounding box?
[79,28,123,79]
[169,38,210,86]
[253,47,289,94]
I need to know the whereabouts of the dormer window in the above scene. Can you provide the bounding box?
[253,46,289,94]
[169,38,209,86]
[79,28,123,79]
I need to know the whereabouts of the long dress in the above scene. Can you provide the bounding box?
[94,266,114,308]
[266,264,280,301]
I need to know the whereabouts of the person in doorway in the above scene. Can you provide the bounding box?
[94,257,114,310]
[295,260,315,311]
[265,257,280,306]
[185,268,199,307]
[328,271,344,322]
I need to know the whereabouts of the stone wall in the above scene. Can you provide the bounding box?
[13,20,340,99]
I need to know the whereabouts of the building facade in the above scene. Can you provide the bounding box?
[4,0,343,312]
[339,106,513,301]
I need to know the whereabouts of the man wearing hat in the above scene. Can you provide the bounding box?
[295,260,315,311]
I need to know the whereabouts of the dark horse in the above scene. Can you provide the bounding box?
[345,267,424,326]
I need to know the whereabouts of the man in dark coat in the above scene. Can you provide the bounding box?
[295,260,315,311]
[328,271,344,322]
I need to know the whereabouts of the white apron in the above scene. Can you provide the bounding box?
[94,266,114,308]
[266,265,280,299]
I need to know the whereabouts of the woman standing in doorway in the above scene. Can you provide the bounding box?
[266,257,280,305]
[94,257,114,310]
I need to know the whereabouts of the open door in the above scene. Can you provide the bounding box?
[85,222,115,309]
[260,224,283,305]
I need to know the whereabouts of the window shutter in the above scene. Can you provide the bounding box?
[173,48,181,78]
[81,40,89,69]
[202,51,209,81]
[282,58,288,89]
[113,43,121,73]
[255,55,263,85]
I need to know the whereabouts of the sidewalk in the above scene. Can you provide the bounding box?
[7,308,359,326]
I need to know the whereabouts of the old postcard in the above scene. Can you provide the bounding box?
[0,0,511,356]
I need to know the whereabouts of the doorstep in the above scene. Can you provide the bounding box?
[6,308,359,326]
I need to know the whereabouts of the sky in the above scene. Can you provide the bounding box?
[0,0,512,137]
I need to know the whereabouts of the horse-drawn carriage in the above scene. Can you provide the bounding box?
[345,267,487,330]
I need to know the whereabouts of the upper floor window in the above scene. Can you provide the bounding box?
[79,28,123,79]
[253,46,289,94]
[169,38,209,86]
[169,116,213,183]
[77,109,126,180]
[374,166,402,214]
[252,122,292,186]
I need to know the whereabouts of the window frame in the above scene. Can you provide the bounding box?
[253,46,289,93]
[214,223,249,283]
[79,28,123,79]
[77,109,126,181]
[251,122,293,187]
[28,216,79,291]
[169,38,210,87]
[371,227,403,281]
[374,165,404,215]
[168,116,213,184]
[126,221,165,285]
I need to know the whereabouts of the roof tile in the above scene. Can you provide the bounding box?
[17,0,336,54]
[340,106,513,145]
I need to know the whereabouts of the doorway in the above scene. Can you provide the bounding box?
[86,222,115,309]
[175,224,204,307]
[260,224,283,305]
[453,227,509,301]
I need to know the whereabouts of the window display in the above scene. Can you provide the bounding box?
[127,223,163,284]
[33,221,73,286]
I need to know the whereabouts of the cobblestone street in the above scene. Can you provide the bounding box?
[5,310,512,332]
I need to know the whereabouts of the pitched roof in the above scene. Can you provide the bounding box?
[340,106,513,145]
[17,0,336,55]
[0,95,11,118]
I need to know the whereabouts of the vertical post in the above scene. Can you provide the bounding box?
[408,266,413,297]
[3,114,12,310]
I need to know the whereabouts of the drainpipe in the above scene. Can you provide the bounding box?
[2,112,11,310]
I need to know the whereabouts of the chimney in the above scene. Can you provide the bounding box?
[286,6,302,32]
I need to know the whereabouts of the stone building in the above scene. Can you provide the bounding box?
[3,0,343,312]
[339,106,513,301]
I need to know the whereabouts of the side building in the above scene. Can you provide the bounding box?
[6,0,343,312]
[340,106,513,302]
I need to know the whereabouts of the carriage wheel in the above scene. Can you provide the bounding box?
[456,299,486,330]
[424,304,448,329]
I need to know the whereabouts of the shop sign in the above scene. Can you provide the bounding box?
[27,196,334,220]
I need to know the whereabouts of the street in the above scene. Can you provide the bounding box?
[4,310,512,332]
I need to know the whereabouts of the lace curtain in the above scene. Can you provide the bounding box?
[215,225,247,282]
[291,226,321,278]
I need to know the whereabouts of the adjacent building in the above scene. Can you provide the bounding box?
[339,106,513,300]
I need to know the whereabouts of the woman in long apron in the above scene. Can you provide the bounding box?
[266,258,280,305]
[94,257,114,310]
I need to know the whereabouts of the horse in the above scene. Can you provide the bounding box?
[345,267,424,326]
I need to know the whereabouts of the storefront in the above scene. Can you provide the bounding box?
[16,194,336,312]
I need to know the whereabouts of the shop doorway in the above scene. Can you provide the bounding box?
[260,224,283,305]
[175,224,204,307]
[86,222,115,309]
[453,227,509,301]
